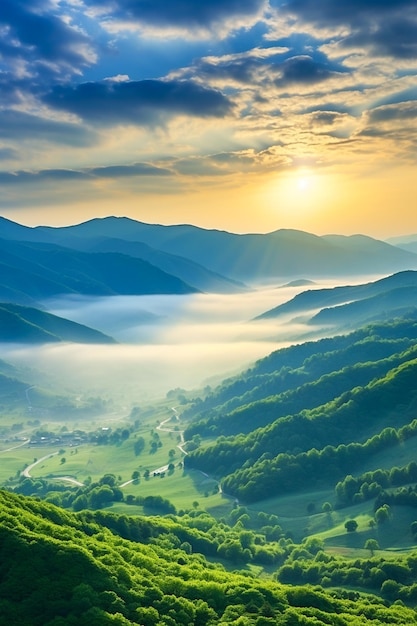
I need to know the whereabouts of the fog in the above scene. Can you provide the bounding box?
[2,280,371,404]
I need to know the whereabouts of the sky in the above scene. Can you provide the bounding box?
[1,0,417,237]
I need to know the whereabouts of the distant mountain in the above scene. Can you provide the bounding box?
[386,233,417,246]
[386,234,417,255]
[0,302,115,343]
[0,237,198,304]
[2,216,417,283]
[310,286,417,327]
[50,235,244,293]
[256,270,417,328]
[279,279,317,288]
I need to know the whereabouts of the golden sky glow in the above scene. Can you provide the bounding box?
[1,1,417,237]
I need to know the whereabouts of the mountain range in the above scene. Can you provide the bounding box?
[256,270,417,332]
[1,215,417,285]
[2,214,417,343]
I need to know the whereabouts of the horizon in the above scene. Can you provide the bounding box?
[2,212,417,242]
[0,2,416,238]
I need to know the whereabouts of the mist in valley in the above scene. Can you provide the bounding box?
[2,278,377,407]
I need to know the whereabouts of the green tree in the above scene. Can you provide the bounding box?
[364,538,380,556]
[375,504,390,525]
[344,519,358,533]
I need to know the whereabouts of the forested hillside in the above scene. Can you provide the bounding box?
[1,489,417,625]
[184,315,417,502]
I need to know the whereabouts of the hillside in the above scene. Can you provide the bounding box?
[1,488,416,625]
[2,215,417,283]
[256,270,417,327]
[0,237,197,304]
[0,302,115,343]
[49,236,245,293]
[184,315,417,502]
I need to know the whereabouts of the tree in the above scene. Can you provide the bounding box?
[344,519,358,533]
[375,504,390,525]
[364,538,380,556]
[133,437,145,456]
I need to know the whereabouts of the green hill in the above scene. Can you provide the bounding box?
[0,302,115,343]
[184,316,417,503]
[1,488,416,625]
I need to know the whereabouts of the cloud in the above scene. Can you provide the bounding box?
[43,79,234,125]
[90,163,172,178]
[171,47,289,86]
[357,102,417,146]
[275,55,339,85]
[0,0,95,78]
[367,101,417,124]
[0,162,173,186]
[0,147,18,161]
[85,0,267,36]
[0,110,96,146]
[277,0,417,58]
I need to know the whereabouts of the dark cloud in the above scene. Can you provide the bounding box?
[367,102,417,124]
[0,163,172,186]
[0,169,89,185]
[0,111,97,146]
[279,0,417,58]
[309,111,345,125]
[275,55,337,85]
[193,57,261,84]
[280,0,417,26]
[43,79,234,125]
[0,147,18,161]
[85,0,265,30]
[90,163,172,177]
[180,48,288,85]
[0,0,94,76]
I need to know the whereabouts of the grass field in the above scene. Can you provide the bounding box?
[3,393,417,556]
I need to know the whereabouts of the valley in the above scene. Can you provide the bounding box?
[3,216,417,624]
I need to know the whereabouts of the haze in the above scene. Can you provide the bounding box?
[2,283,338,404]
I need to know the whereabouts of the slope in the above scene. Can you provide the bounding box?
[0,302,115,343]
[0,238,197,303]
[2,215,417,283]
[1,489,415,625]
[184,315,417,503]
[256,270,417,322]
[60,235,245,293]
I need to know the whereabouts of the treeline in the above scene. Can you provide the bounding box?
[184,317,417,436]
[12,473,176,515]
[335,462,417,505]
[277,546,417,604]
[2,488,417,625]
[185,343,417,439]
[220,421,417,502]
[185,355,417,497]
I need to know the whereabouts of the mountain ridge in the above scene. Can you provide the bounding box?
[2,215,417,283]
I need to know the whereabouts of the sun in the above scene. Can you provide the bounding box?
[296,176,310,191]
